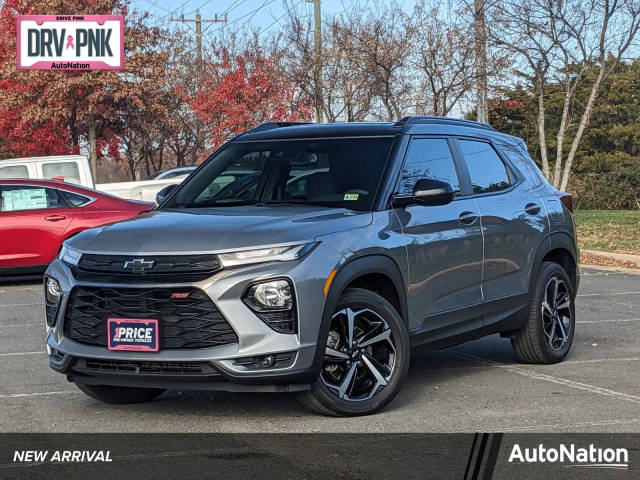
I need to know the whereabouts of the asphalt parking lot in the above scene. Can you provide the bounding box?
[1,266,639,433]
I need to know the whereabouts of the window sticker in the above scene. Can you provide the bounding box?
[343,193,359,201]
[2,188,48,211]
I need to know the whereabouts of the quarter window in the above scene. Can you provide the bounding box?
[459,140,511,194]
[502,148,543,187]
[60,190,91,207]
[399,138,460,196]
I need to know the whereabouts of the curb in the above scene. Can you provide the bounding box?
[582,249,640,268]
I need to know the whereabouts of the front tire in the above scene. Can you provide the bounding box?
[297,288,410,416]
[511,261,576,364]
[75,383,166,404]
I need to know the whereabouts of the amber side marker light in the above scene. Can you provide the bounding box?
[324,269,338,296]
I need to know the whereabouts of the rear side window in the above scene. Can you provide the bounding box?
[42,162,81,185]
[0,185,62,212]
[502,148,544,187]
[398,138,461,196]
[0,165,29,178]
[458,140,511,194]
[60,190,92,207]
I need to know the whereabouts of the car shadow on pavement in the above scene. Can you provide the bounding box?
[63,336,518,423]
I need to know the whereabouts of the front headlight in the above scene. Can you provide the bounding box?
[245,280,293,309]
[44,277,61,327]
[59,245,82,266]
[218,243,316,268]
[243,279,297,333]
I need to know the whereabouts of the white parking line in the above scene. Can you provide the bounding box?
[578,291,640,297]
[577,318,640,324]
[0,303,43,307]
[0,323,41,328]
[504,418,640,432]
[448,350,640,406]
[0,390,78,399]
[560,357,640,365]
[0,351,45,357]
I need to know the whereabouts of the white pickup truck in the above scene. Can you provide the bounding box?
[0,155,191,203]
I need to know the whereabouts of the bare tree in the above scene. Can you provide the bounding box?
[492,0,640,189]
[283,2,414,122]
[491,0,569,179]
[558,0,640,191]
[410,0,508,118]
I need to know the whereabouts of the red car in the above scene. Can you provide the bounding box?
[0,179,153,276]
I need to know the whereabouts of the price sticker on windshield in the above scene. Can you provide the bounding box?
[343,193,359,201]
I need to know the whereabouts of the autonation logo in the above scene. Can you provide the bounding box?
[509,443,629,470]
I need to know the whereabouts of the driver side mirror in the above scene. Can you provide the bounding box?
[156,184,178,205]
[393,179,455,208]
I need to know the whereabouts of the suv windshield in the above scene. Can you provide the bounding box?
[163,137,394,212]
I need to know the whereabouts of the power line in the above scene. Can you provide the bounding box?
[259,0,304,35]
[209,0,275,34]
[171,9,228,71]
[185,0,216,16]
[223,0,248,15]
[161,0,193,20]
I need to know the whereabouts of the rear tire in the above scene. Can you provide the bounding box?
[75,383,165,404]
[297,288,410,416]
[511,261,575,364]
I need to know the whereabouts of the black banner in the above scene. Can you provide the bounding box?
[0,433,636,479]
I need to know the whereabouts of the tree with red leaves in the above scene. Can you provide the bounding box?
[190,46,312,149]
[0,0,172,181]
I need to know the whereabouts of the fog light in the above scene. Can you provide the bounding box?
[260,355,275,368]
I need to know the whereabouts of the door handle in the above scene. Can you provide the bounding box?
[44,214,66,222]
[458,211,478,225]
[525,203,541,215]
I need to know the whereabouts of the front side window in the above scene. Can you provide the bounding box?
[165,137,394,212]
[398,138,460,196]
[0,186,62,212]
[458,140,511,194]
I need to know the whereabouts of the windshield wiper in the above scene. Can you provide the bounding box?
[178,200,257,208]
[263,200,335,208]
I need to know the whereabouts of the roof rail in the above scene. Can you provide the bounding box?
[249,121,314,133]
[394,116,496,132]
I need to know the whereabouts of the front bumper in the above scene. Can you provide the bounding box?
[44,245,341,391]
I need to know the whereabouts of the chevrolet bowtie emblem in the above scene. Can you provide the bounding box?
[123,258,156,273]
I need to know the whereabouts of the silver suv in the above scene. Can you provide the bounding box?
[44,117,579,416]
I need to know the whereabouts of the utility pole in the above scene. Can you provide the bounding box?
[306,0,323,123]
[170,10,228,78]
[474,0,487,123]
[171,10,227,161]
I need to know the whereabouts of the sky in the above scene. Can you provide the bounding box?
[129,0,420,37]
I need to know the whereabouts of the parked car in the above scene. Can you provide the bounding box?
[148,166,197,180]
[45,118,579,416]
[0,179,153,277]
[0,155,188,203]
[0,155,93,186]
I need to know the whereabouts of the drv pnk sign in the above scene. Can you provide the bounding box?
[17,15,123,70]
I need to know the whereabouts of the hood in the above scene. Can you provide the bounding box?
[68,205,371,254]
